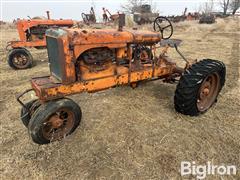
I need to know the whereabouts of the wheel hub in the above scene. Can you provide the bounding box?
[13,54,28,67]
[197,73,220,111]
[42,108,74,141]
[49,115,64,128]
[203,87,210,96]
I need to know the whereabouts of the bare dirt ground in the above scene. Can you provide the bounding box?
[0,18,239,179]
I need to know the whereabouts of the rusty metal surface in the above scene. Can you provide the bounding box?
[66,28,161,45]
[31,56,180,101]
[28,24,186,102]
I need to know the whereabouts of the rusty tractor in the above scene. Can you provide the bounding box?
[17,15,226,144]
[6,11,74,70]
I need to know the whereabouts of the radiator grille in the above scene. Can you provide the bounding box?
[46,36,63,81]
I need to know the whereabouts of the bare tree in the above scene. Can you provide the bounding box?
[220,0,230,15]
[149,0,159,13]
[201,0,215,14]
[230,0,240,14]
[121,0,147,13]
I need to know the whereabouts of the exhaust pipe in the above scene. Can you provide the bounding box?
[46,11,50,19]
[118,14,125,31]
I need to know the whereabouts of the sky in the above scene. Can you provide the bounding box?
[1,0,221,22]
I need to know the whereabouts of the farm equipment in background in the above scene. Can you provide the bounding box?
[169,8,188,23]
[168,8,200,23]
[186,12,200,21]
[6,11,74,69]
[133,4,159,25]
[105,9,119,23]
[0,20,6,25]
[81,7,96,25]
[17,15,226,145]
[199,14,216,24]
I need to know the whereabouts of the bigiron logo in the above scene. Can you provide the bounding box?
[180,161,237,179]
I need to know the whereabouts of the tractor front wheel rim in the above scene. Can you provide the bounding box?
[42,108,75,141]
[197,73,220,112]
[13,53,28,68]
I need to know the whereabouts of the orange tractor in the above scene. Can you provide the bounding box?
[17,16,226,144]
[6,11,74,69]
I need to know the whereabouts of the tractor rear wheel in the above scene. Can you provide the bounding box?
[7,48,33,69]
[174,59,226,116]
[28,98,82,144]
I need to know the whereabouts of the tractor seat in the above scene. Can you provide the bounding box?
[160,39,182,48]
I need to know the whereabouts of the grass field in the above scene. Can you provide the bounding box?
[0,17,239,179]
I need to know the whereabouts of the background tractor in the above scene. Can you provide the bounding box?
[6,11,74,69]
[81,7,97,25]
[105,9,120,23]
[133,4,159,25]
[17,15,226,145]
[199,14,216,24]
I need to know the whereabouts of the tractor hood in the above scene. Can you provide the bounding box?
[46,28,161,45]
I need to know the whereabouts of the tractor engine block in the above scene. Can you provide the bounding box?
[81,48,114,65]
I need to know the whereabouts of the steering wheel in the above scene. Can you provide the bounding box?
[153,16,173,40]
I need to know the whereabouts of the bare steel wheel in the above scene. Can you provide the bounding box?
[197,73,220,112]
[28,98,82,144]
[42,108,75,141]
[174,59,225,116]
[7,48,33,69]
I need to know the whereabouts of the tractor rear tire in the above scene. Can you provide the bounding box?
[174,59,226,116]
[21,99,41,127]
[28,98,82,145]
[7,48,33,69]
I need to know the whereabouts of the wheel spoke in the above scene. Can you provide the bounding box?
[162,24,171,30]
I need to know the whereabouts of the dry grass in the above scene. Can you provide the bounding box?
[0,17,239,179]
[0,23,16,30]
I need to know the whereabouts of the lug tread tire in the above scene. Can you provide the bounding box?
[174,59,226,116]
